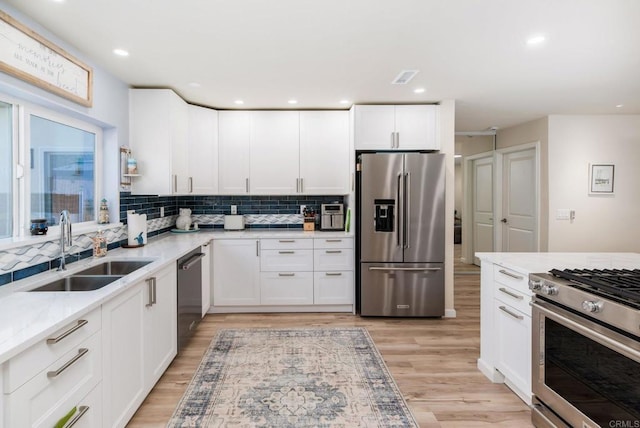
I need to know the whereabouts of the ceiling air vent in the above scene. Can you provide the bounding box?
[391,70,419,85]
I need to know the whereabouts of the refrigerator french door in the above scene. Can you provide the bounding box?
[359,152,445,317]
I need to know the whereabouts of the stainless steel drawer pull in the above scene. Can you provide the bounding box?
[325,239,342,243]
[47,320,88,344]
[369,267,441,272]
[47,348,89,378]
[65,405,89,428]
[278,273,295,277]
[498,287,524,300]
[279,240,295,243]
[325,272,342,276]
[279,251,295,254]
[325,250,342,254]
[499,305,524,320]
[498,269,523,280]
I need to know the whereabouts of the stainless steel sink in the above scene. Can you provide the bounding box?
[30,275,123,292]
[74,260,152,276]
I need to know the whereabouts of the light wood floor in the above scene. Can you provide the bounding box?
[128,246,532,427]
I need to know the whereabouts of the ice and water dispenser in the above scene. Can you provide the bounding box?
[374,199,395,232]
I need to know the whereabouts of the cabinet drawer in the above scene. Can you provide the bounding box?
[495,284,532,316]
[4,332,102,428]
[493,265,529,294]
[3,307,101,393]
[314,271,353,305]
[261,249,313,271]
[314,248,353,271]
[313,237,353,250]
[261,238,313,250]
[260,272,314,305]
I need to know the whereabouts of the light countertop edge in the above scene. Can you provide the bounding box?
[476,252,640,274]
[0,230,354,363]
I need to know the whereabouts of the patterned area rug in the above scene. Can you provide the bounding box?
[168,328,418,427]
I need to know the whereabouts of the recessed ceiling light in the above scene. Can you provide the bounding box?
[288,99,298,105]
[113,48,129,57]
[188,82,201,87]
[234,100,244,105]
[616,104,624,108]
[454,154,462,158]
[526,35,546,45]
[339,99,350,104]
[414,88,425,94]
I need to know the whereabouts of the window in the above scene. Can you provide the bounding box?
[0,101,12,238]
[29,115,97,226]
[0,95,103,237]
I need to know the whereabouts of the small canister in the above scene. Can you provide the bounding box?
[30,219,48,235]
[93,230,107,257]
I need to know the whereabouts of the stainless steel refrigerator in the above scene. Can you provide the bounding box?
[358,152,445,317]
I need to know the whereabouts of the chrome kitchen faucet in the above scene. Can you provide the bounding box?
[57,210,72,271]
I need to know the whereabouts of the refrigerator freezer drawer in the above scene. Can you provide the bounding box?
[360,262,444,317]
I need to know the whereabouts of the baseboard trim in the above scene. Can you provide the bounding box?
[444,308,457,318]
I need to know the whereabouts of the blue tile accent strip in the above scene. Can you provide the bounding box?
[0,273,11,286]
[13,262,49,281]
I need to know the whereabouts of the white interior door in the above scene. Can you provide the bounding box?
[472,155,494,265]
[501,148,537,252]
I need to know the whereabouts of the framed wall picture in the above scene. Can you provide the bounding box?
[0,11,93,107]
[589,164,615,194]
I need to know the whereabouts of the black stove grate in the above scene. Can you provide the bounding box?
[550,268,640,303]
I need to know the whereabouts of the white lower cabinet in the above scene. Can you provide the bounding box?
[143,263,177,388]
[313,238,354,305]
[314,271,354,305]
[213,239,260,306]
[202,239,213,315]
[102,282,146,428]
[494,299,531,396]
[103,262,178,427]
[260,272,314,305]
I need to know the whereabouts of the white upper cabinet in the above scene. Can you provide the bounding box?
[299,111,350,195]
[218,111,251,194]
[250,111,299,194]
[354,104,439,150]
[130,89,189,194]
[187,105,218,194]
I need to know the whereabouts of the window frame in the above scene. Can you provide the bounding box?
[0,94,103,238]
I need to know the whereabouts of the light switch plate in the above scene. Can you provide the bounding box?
[556,209,571,220]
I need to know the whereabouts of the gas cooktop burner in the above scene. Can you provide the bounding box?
[550,268,640,305]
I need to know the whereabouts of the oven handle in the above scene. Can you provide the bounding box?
[532,301,640,362]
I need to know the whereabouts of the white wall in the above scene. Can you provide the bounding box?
[547,115,640,252]
[0,2,129,228]
[439,100,456,317]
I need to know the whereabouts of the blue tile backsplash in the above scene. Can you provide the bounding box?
[0,193,344,286]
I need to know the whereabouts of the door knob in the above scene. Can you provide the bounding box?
[501,218,508,223]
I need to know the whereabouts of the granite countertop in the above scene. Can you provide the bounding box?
[0,229,353,363]
[476,252,640,274]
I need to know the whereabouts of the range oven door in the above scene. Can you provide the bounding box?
[532,300,640,428]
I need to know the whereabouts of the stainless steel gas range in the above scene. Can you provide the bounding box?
[528,269,640,428]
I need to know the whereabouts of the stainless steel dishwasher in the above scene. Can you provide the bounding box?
[177,247,205,353]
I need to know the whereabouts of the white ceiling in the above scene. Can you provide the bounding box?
[4,0,640,131]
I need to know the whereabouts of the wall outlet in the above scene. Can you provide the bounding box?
[160,207,165,217]
[231,205,237,215]
[300,205,306,215]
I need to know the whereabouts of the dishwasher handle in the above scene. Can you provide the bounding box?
[179,253,205,270]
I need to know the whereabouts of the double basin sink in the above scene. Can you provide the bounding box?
[30,260,152,292]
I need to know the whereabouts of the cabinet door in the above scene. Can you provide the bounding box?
[314,271,354,305]
[213,240,260,306]
[394,105,439,149]
[354,105,395,149]
[102,283,146,427]
[130,89,189,195]
[170,92,189,194]
[299,111,349,194]
[143,263,177,388]
[188,105,218,194]
[260,271,314,305]
[494,300,531,397]
[218,111,251,194]
[250,111,299,194]
[202,240,212,316]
